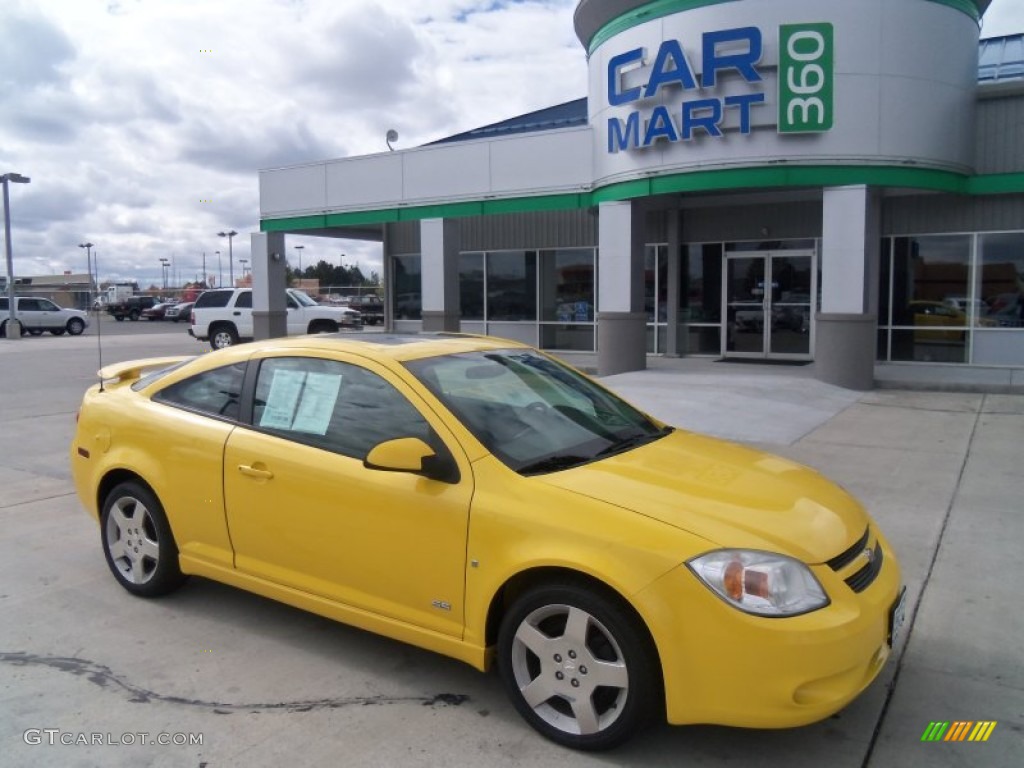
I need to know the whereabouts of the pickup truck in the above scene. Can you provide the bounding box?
[343,295,385,325]
[189,288,362,349]
[106,295,161,321]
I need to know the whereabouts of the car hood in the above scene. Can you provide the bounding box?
[537,430,866,563]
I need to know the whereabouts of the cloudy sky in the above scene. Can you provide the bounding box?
[2,0,1022,290]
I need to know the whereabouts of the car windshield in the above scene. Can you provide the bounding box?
[405,350,670,474]
[290,290,316,307]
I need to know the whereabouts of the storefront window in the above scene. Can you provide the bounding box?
[487,251,537,321]
[540,248,595,322]
[682,243,722,324]
[392,255,421,320]
[974,233,1024,365]
[459,252,484,320]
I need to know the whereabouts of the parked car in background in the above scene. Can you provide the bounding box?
[164,301,194,323]
[141,301,178,321]
[0,296,89,337]
[106,295,161,321]
[189,287,362,349]
[342,295,385,325]
[70,334,903,751]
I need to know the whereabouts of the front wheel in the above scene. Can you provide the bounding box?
[210,324,238,349]
[67,318,85,335]
[100,481,186,597]
[497,582,661,751]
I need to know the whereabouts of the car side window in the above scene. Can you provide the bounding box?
[38,299,59,311]
[234,291,252,309]
[253,357,430,460]
[20,299,42,312]
[154,362,247,420]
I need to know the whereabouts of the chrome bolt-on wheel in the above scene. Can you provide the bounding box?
[498,582,661,751]
[100,481,186,597]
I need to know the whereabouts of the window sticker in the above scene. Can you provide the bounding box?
[291,372,343,435]
[260,369,343,434]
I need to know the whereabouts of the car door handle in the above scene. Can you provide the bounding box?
[237,464,274,479]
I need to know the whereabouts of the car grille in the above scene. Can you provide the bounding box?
[826,527,869,571]
[825,526,883,593]
[845,545,884,593]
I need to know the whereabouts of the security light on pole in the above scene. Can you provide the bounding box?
[218,230,237,286]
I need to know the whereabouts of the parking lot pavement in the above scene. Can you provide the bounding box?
[1,333,1020,767]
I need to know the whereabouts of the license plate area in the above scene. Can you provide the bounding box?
[888,587,907,646]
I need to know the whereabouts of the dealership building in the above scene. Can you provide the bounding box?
[255,0,1024,388]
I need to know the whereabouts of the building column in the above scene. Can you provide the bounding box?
[251,232,288,340]
[815,185,881,390]
[420,218,460,332]
[597,200,646,375]
[664,209,682,356]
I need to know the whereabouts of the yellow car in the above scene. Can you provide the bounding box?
[70,334,904,750]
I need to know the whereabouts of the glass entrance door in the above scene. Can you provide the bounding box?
[724,250,815,359]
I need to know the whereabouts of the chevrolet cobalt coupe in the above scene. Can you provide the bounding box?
[71,334,903,750]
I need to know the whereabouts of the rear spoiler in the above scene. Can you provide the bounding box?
[98,356,193,385]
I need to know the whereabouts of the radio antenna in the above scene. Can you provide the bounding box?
[94,251,105,392]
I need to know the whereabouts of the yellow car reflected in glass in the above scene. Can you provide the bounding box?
[70,334,903,750]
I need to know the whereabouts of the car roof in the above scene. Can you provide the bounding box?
[245,333,530,362]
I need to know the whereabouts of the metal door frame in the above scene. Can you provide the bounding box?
[722,248,817,360]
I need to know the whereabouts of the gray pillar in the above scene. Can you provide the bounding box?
[664,209,682,356]
[597,200,646,375]
[251,232,288,340]
[815,186,880,390]
[420,218,460,332]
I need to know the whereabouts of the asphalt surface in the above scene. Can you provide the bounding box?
[0,326,1020,767]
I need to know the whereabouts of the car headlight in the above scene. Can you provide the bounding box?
[687,550,829,617]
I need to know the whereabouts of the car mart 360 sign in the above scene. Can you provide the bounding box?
[606,23,833,153]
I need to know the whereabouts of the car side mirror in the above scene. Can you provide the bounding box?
[364,437,458,483]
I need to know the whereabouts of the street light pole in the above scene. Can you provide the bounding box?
[216,251,222,287]
[294,245,304,283]
[78,242,94,304]
[3,172,31,340]
[218,230,237,286]
[160,258,170,290]
[239,258,249,279]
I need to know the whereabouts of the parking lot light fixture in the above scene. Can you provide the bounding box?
[3,172,31,340]
[78,242,95,298]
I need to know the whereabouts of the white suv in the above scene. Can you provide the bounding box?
[0,296,90,337]
[189,288,362,349]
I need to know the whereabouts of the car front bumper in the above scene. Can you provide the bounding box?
[636,531,903,728]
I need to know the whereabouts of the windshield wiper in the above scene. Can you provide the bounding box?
[596,426,674,459]
[518,455,592,476]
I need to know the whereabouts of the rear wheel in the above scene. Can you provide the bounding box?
[100,481,186,597]
[498,582,661,751]
[67,318,85,335]
[210,323,238,349]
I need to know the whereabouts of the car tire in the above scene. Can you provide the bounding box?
[67,318,85,335]
[50,328,66,336]
[128,309,141,321]
[497,581,661,751]
[210,323,238,349]
[100,481,186,598]
[309,320,339,335]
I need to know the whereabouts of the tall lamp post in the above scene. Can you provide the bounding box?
[215,251,222,287]
[3,172,31,339]
[159,258,170,290]
[218,230,237,286]
[78,242,94,303]
[238,258,249,279]
[294,244,304,283]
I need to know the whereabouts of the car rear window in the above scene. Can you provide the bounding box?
[194,290,233,308]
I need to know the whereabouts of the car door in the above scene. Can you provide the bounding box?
[17,298,47,330]
[222,352,474,636]
[35,298,64,329]
[231,291,255,337]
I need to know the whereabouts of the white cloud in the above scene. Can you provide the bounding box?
[1,0,1021,287]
